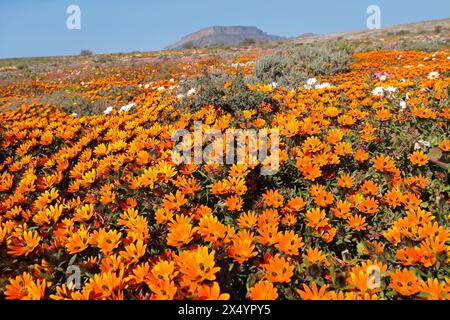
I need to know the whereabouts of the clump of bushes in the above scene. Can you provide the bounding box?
[80,49,94,56]
[397,39,449,52]
[240,38,256,46]
[252,43,354,88]
[36,90,111,116]
[176,42,354,113]
[151,59,185,81]
[176,71,275,114]
[252,54,308,88]
[34,84,137,116]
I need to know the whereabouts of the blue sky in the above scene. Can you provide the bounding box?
[0,0,448,58]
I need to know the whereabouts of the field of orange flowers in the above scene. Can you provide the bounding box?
[0,48,449,300]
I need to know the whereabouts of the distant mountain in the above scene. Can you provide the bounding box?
[166,26,285,50]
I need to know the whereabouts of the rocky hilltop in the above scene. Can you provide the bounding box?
[166,26,284,49]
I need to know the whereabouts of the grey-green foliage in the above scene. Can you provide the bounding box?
[252,54,308,88]
[397,39,449,52]
[252,43,354,88]
[32,84,137,116]
[176,71,275,114]
[36,90,110,116]
[291,44,353,75]
[80,49,94,56]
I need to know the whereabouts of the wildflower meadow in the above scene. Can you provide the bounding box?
[0,2,449,303]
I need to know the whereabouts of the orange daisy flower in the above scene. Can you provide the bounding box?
[347,214,368,231]
[7,229,41,256]
[356,197,379,215]
[409,150,429,167]
[262,189,284,208]
[438,140,450,152]
[262,254,294,283]
[73,203,95,222]
[297,282,333,300]
[119,239,146,263]
[304,247,329,266]
[5,272,47,300]
[237,211,258,229]
[337,173,355,189]
[360,180,378,196]
[275,230,304,256]
[419,278,447,300]
[225,195,243,211]
[196,282,230,300]
[65,226,90,254]
[162,191,187,213]
[248,281,278,300]
[353,149,369,163]
[176,246,220,283]
[373,154,396,172]
[331,200,352,219]
[389,269,420,296]
[96,229,122,256]
[305,207,329,230]
[166,214,198,248]
[228,230,257,264]
[285,197,306,212]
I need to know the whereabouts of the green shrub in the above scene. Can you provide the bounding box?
[290,44,353,76]
[32,84,137,116]
[252,43,353,88]
[252,54,307,88]
[398,39,448,52]
[395,29,411,36]
[80,49,94,56]
[36,90,109,116]
[182,41,195,50]
[176,71,275,114]
[240,38,256,46]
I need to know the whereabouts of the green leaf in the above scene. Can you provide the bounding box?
[416,292,431,299]
[356,242,366,256]
[68,254,77,266]
[41,273,55,281]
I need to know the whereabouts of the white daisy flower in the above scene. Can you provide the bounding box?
[414,139,431,150]
[187,88,197,96]
[306,78,318,86]
[427,71,440,80]
[119,103,136,114]
[372,87,384,97]
[315,82,332,89]
[385,86,397,93]
[399,100,407,110]
[104,106,113,115]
